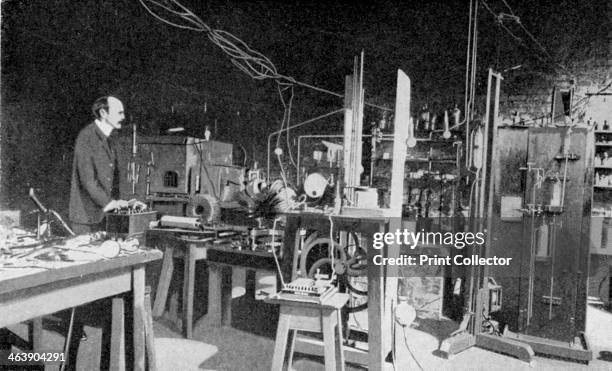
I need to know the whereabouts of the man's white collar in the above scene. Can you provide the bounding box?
[95,119,114,137]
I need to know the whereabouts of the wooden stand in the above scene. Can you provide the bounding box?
[267,292,349,371]
[147,228,278,338]
[206,262,276,327]
[149,230,209,339]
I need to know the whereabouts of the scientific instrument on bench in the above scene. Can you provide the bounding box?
[29,188,75,237]
[276,277,338,304]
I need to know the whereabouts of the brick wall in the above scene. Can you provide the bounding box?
[498,1,612,126]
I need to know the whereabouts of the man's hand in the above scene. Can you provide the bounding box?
[128,199,148,210]
[103,199,129,212]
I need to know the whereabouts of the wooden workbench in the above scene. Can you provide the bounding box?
[0,249,162,370]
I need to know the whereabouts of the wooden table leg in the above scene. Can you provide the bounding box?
[110,297,126,371]
[133,266,146,371]
[153,246,174,318]
[182,245,196,338]
[30,317,43,351]
[322,311,337,371]
[286,329,297,370]
[335,309,345,371]
[222,266,233,327]
[367,226,385,371]
[144,287,157,371]
[31,318,45,371]
[207,263,223,325]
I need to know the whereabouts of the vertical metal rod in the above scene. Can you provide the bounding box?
[464,0,474,168]
[560,129,571,207]
[478,69,492,220]
[266,110,344,181]
[548,215,556,320]
[60,307,76,371]
[36,214,41,240]
[370,134,376,186]
[467,0,479,168]
[527,166,541,325]
[527,207,536,324]
[297,137,302,186]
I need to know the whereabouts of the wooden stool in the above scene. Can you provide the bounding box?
[266,292,349,371]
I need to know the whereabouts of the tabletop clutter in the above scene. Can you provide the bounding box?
[1,224,143,274]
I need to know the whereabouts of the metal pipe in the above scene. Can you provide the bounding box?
[266,109,344,181]
[295,133,441,186]
[478,69,493,220]
[548,215,556,320]
[59,307,76,371]
[297,135,343,186]
[50,209,75,236]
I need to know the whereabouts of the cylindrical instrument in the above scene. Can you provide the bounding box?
[159,216,202,230]
[536,223,549,258]
[406,117,417,148]
[187,194,220,224]
[443,110,451,139]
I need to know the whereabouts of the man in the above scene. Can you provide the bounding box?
[69,95,128,234]
[66,96,137,369]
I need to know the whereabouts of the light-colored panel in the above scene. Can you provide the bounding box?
[390,70,410,215]
[0,271,131,327]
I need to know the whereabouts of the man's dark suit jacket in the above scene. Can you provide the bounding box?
[69,122,119,225]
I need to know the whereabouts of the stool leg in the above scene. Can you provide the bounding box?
[271,314,291,371]
[322,313,336,371]
[286,329,297,369]
[335,310,345,371]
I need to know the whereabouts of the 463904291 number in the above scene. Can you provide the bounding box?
[0,351,66,365]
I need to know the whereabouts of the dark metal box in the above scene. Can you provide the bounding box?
[106,211,158,237]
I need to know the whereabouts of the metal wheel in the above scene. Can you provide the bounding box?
[299,237,346,278]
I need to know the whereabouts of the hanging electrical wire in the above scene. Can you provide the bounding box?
[499,0,516,17]
[276,85,297,170]
[497,0,555,62]
[285,87,296,170]
[456,0,479,168]
[481,0,571,75]
[139,0,394,186]
[138,0,392,112]
[463,0,473,125]
[481,1,522,43]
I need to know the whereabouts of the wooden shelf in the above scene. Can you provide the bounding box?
[594,185,612,189]
[404,158,456,164]
[554,153,580,160]
[595,131,612,134]
[594,166,612,169]
[595,143,612,146]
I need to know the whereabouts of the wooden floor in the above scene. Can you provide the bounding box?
[5,295,612,370]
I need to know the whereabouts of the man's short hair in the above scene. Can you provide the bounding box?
[91,96,110,119]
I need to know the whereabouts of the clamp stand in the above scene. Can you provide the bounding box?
[29,188,75,236]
